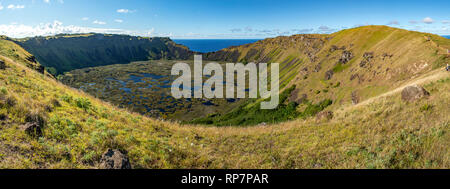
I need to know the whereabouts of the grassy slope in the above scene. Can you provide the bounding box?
[199,26,450,125]
[0,26,449,168]
[206,26,449,102]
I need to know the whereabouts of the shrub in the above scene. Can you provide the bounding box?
[60,94,73,103]
[25,111,45,126]
[0,87,7,95]
[420,104,434,112]
[74,97,91,111]
[189,86,334,126]
[51,99,61,107]
[47,115,80,141]
[300,99,333,118]
[5,96,16,107]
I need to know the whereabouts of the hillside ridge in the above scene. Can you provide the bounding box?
[14,33,194,75]
[0,44,448,168]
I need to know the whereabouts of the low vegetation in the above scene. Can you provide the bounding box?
[190,86,333,126]
[0,26,448,169]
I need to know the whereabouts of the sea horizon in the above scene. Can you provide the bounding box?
[174,39,262,53]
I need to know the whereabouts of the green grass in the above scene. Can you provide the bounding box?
[0,26,449,169]
[190,86,333,126]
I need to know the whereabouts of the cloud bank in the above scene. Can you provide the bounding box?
[0,21,142,38]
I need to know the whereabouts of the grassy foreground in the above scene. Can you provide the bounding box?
[0,50,448,168]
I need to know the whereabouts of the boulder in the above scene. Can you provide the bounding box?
[325,70,334,80]
[99,149,132,169]
[351,91,360,105]
[339,51,353,64]
[329,45,338,53]
[314,64,321,72]
[316,111,334,121]
[0,113,7,121]
[401,85,430,102]
[0,60,6,70]
[360,52,374,68]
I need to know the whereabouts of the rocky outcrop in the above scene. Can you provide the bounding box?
[382,53,394,60]
[401,85,430,102]
[325,70,334,80]
[360,52,374,68]
[314,63,322,72]
[351,91,360,105]
[339,51,354,64]
[0,60,6,69]
[329,45,339,53]
[99,149,132,169]
[21,112,45,137]
[316,111,334,121]
[289,89,307,104]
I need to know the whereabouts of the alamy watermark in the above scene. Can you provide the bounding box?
[171,55,279,109]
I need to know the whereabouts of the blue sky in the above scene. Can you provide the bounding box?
[0,0,449,38]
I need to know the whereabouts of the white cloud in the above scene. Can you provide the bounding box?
[114,19,123,23]
[7,4,25,10]
[117,9,134,13]
[423,17,434,24]
[443,20,450,24]
[93,20,106,25]
[0,21,144,38]
[147,28,155,36]
[387,20,400,25]
[43,0,64,4]
[82,17,89,21]
[0,4,3,11]
[230,28,242,33]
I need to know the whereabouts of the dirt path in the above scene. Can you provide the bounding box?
[352,69,448,108]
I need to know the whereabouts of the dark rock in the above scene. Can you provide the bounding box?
[22,122,43,137]
[3,96,16,107]
[360,52,374,68]
[26,56,37,63]
[329,45,338,53]
[51,99,61,107]
[350,74,359,81]
[401,85,430,102]
[363,52,374,60]
[25,112,45,127]
[289,88,308,104]
[0,60,6,69]
[382,53,394,60]
[314,64,321,72]
[0,113,7,121]
[316,111,334,121]
[36,65,45,74]
[325,70,334,80]
[360,60,368,68]
[99,149,132,169]
[351,91,360,105]
[339,51,353,64]
[194,134,203,141]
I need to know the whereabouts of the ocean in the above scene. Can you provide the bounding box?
[173,39,261,53]
[444,36,450,39]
